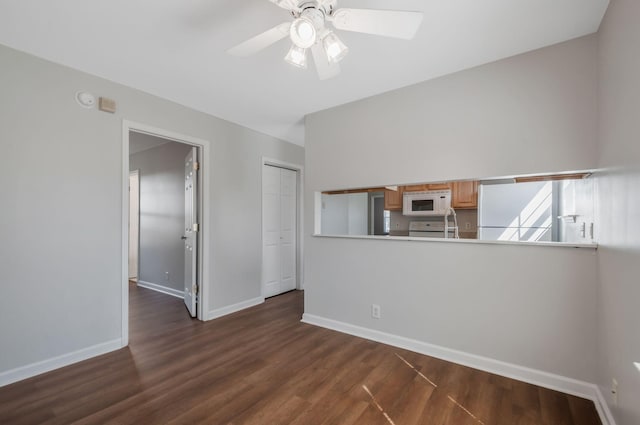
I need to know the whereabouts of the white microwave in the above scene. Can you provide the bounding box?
[403,190,452,216]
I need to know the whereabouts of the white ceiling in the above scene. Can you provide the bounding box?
[0,0,609,146]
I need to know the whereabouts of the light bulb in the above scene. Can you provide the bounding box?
[323,32,349,63]
[290,17,317,49]
[284,45,308,69]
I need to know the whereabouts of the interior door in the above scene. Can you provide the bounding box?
[128,171,139,280]
[263,165,297,298]
[183,148,198,317]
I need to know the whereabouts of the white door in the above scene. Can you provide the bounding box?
[128,171,139,280]
[183,148,198,317]
[263,165,297,298]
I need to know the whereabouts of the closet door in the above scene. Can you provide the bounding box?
[263,165,297,297]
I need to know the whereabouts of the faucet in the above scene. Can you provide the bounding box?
[444,207,460,239]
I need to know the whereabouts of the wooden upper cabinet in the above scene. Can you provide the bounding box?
[383,181,477,211]
[384,187,404,210]
[426,183,452,191]
[404,183,454,192]
[402,184,429,192]
[323,187,386,195]
[452,181,478,209]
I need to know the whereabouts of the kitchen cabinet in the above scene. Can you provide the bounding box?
[403,184,429,192]
[323,187,386,195]
[452,181,478,209]
[404,183,452,192]
[426,183,452,191]
[384,187,403,210]
[384,181,477,211]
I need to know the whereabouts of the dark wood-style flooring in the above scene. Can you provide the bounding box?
[0,284,601,424]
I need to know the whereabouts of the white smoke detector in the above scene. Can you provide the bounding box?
[75,91,96,108]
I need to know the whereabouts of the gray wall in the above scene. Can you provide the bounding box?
[305,35,599,382]
[306,35,597,191]
[596,1,640,424]
[0,44,303,375]
[129,138,191,292]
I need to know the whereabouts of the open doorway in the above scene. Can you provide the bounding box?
[121,121,211,347]
[369,192,389,236]
[128,134,195,304]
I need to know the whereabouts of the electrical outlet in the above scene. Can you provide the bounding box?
[371,304,381,319]
[165,271,170,281]
[465,222,471,230]
[611,378,618,406]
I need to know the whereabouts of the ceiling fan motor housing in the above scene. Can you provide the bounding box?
[301,7,325,29]
[294,0,336,16]
[290,3,327,48]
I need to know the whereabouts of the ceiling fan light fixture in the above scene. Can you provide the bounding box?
[323,31,349,63]
[285,44,308,69]
[227,2,425,80]
[290,17,317,49]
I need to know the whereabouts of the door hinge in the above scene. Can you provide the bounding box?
[193,284,199,295]
[193,223,199,232]
[193,161,199,171]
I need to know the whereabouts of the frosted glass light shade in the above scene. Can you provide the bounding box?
[285,45,308,69]
[290,17,316,49]
[323,32,349,63]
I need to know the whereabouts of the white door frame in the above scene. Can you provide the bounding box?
[369,193,384,235]
[121,120,212,347]
[128,170,140,280]
[261,158,304,297]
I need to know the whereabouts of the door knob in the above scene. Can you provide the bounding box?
[181,236,187,240]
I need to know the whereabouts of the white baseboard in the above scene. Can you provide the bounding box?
[593,385,617,425]
[0,339,121,388]
[206,296,264,321]
[301,313,616,425]
[137,280,184,299]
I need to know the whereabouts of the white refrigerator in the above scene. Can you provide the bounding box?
[478,179,595,243]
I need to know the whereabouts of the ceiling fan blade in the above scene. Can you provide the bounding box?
[268,0,300,11]
[227,22,291,57]
[331,9,424,40]
[311,43,340,80]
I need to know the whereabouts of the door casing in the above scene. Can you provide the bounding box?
[128,170,140,279]
[121,120,212,348]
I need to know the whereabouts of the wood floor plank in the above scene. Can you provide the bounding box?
[539,387,575,425]
[386,375,435,424]
[0,285,601,425]
[568,394,602,425]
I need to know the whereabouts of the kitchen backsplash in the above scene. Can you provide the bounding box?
[390,209,478,238]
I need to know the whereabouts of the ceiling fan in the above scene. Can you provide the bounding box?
[227,0,424,80]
